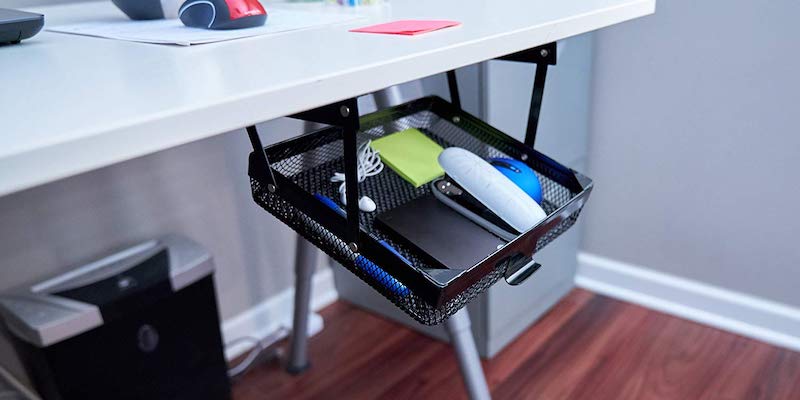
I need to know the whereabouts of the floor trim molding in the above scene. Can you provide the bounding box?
[576,252,800,352]
[221,267,339,360]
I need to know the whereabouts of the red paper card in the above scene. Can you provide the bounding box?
[350,20,461,36]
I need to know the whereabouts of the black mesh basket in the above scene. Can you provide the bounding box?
[249,96,592,325]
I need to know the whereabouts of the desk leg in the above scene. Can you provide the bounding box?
[286,236,318,374]
[445,309,492,400]
[374,85,491,398]
[372,85,404,108]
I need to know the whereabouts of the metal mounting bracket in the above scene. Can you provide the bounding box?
[446,42,557,147]
[290,98,362,245]
[247,98,362,245]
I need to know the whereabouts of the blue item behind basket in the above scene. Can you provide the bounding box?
[488,158,543,204]
[354,243,411,297]
[314,193,345,216]
[314,194,410,297]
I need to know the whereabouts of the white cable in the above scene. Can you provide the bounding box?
[226,336,265,378]
[225,326,290,379]
[331,140,384,207]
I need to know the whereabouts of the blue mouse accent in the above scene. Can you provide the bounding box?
[489,157,543,204]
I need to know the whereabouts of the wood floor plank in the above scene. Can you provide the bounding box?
[697,336,776,400]
[483,288,594,388]
[231,290,800,400]
[491,296,651,400]
[744,347,800,400]
[594,313,738,400]
[561,308,672,400]
[375,346,466,400]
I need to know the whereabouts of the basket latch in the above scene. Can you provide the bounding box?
[505,258,543,286]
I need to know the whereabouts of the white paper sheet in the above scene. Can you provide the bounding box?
[47,9,364,46]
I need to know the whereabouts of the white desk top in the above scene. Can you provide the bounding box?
[0,0,654,197]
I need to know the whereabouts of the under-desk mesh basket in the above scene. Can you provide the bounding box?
[249,97,592,325]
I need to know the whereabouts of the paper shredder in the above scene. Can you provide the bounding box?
[0,235,231,400]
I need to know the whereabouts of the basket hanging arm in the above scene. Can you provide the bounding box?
[288,98,362,246]
[246,125,278,188]
[497,42,557,147]
[446,42,557,148]
[445,42,558,286]
[446,70,461,109]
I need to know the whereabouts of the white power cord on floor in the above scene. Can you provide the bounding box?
[330,140,383,212]
[226,326,289,379]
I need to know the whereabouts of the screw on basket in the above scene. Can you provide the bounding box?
[520,153,529,161]
[348,242,358,252]
[452,116,461,123]
[540,49,549,57]
[267,184,276,193]
[340,105,350,117]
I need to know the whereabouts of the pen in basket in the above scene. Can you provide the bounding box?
[314,194,411,296]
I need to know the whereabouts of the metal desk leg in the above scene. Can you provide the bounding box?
[373,85,491,399]
[445,309,492,400]
[372,85,404,108]
[286,237,318,374]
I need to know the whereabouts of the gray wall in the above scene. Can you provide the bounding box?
[583,0,800,307]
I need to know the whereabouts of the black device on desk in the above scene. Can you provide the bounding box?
[0,235,231,400]
[0,9,44,44]
[376,195,506,270]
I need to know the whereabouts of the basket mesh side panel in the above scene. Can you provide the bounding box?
[251,108,582,325]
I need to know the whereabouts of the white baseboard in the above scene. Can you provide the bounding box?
[221,267,339,360]
[576,252,800,352]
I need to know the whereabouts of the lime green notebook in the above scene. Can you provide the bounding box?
[371,128,445,187]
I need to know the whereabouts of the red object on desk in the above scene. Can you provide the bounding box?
[225,0,267,20]
[350,20,461,35]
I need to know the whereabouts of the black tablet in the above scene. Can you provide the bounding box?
[376,195,506,270]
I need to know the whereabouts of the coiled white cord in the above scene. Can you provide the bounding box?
[331,140,383,211]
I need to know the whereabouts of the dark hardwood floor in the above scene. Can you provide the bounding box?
[232,289,800,399]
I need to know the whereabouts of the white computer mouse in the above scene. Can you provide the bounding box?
[438,147,547,232]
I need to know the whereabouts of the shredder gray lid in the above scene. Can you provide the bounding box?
[0,234,214,347]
